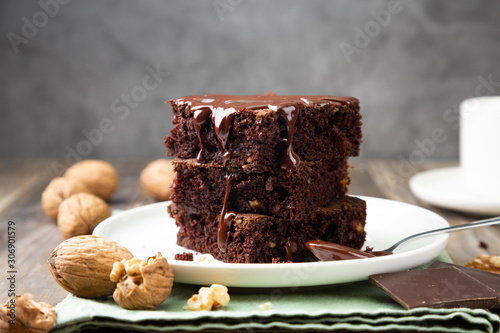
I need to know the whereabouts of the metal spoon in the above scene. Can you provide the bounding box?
[383,215,500,253]
[306,216,500,261]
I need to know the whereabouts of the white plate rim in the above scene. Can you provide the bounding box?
[93,196,449,288]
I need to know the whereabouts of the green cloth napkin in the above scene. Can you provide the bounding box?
[51,252,500,333]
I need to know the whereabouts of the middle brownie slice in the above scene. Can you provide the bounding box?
[171,158,350,221]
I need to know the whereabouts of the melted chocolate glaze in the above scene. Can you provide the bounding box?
[278,103,302,171]
[192,107,211,163]
[172,94,358,171]
[285,238,293,262]
[218,174,235,252]
[305,240,392,261]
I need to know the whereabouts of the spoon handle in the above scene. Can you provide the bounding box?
[386,216,500,252]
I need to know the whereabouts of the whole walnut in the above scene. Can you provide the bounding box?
[111,252,174,310]
[57,193,110,239]
[64,160,118,200]
[47,235,134,298]
[0,293,56,333]
[41,177,87,220]
[140,159,176,201]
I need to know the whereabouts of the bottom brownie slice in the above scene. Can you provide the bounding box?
[169,196,366,263]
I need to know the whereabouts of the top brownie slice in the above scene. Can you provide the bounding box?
[164,93,362,173]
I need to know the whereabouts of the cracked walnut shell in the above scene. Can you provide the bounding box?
[57,192,110,239]
[41,177,88,220]
[47,235,134,298]
[64,160,118,200]
[112,252,174,310]
[140,159,176,201]
[0,293,56,333]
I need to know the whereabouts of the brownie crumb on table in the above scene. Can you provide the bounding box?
[174,252,194,261]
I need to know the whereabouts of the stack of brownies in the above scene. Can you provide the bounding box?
[164,93,366,263]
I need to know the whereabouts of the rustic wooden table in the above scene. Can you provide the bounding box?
[1,159,499,308]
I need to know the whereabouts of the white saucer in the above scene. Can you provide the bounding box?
[409,166,500,215]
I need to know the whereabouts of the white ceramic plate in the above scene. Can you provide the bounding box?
[410,167,500,215]
[93,196,449,288]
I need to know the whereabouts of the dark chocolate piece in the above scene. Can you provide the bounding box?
[370,267,499,310]
[429,261,500,304]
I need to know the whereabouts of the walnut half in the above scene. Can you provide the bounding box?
[111,252,174,310]
[0,293,56,333]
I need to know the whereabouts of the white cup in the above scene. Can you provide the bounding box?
[460,96,500,196]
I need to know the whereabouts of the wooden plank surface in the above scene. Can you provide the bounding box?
[1,159,499,307]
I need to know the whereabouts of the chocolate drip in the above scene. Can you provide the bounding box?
[278,103,302,171]
[193,107,212,163]
[305,240,392,261]
[212,107,237,149]
[222,150,232,167]
[218,174,235,252]
[192,105,237,165]
[285,238,293,262]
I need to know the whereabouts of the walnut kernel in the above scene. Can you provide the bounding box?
[64,160,118,200]
[140,159,176,201]
[0,293,56,333]
[466,254,500,274]
[186,284,230,311]
[259,302,272,311]
[249,200,263,211]
[41,177,87,220]
[57,192,110,238]
[112,253,174,310]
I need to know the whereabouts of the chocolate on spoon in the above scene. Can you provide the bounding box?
[307,215,500,261]
[305,240,385,261]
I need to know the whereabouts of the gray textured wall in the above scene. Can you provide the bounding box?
[1,0,500,163]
